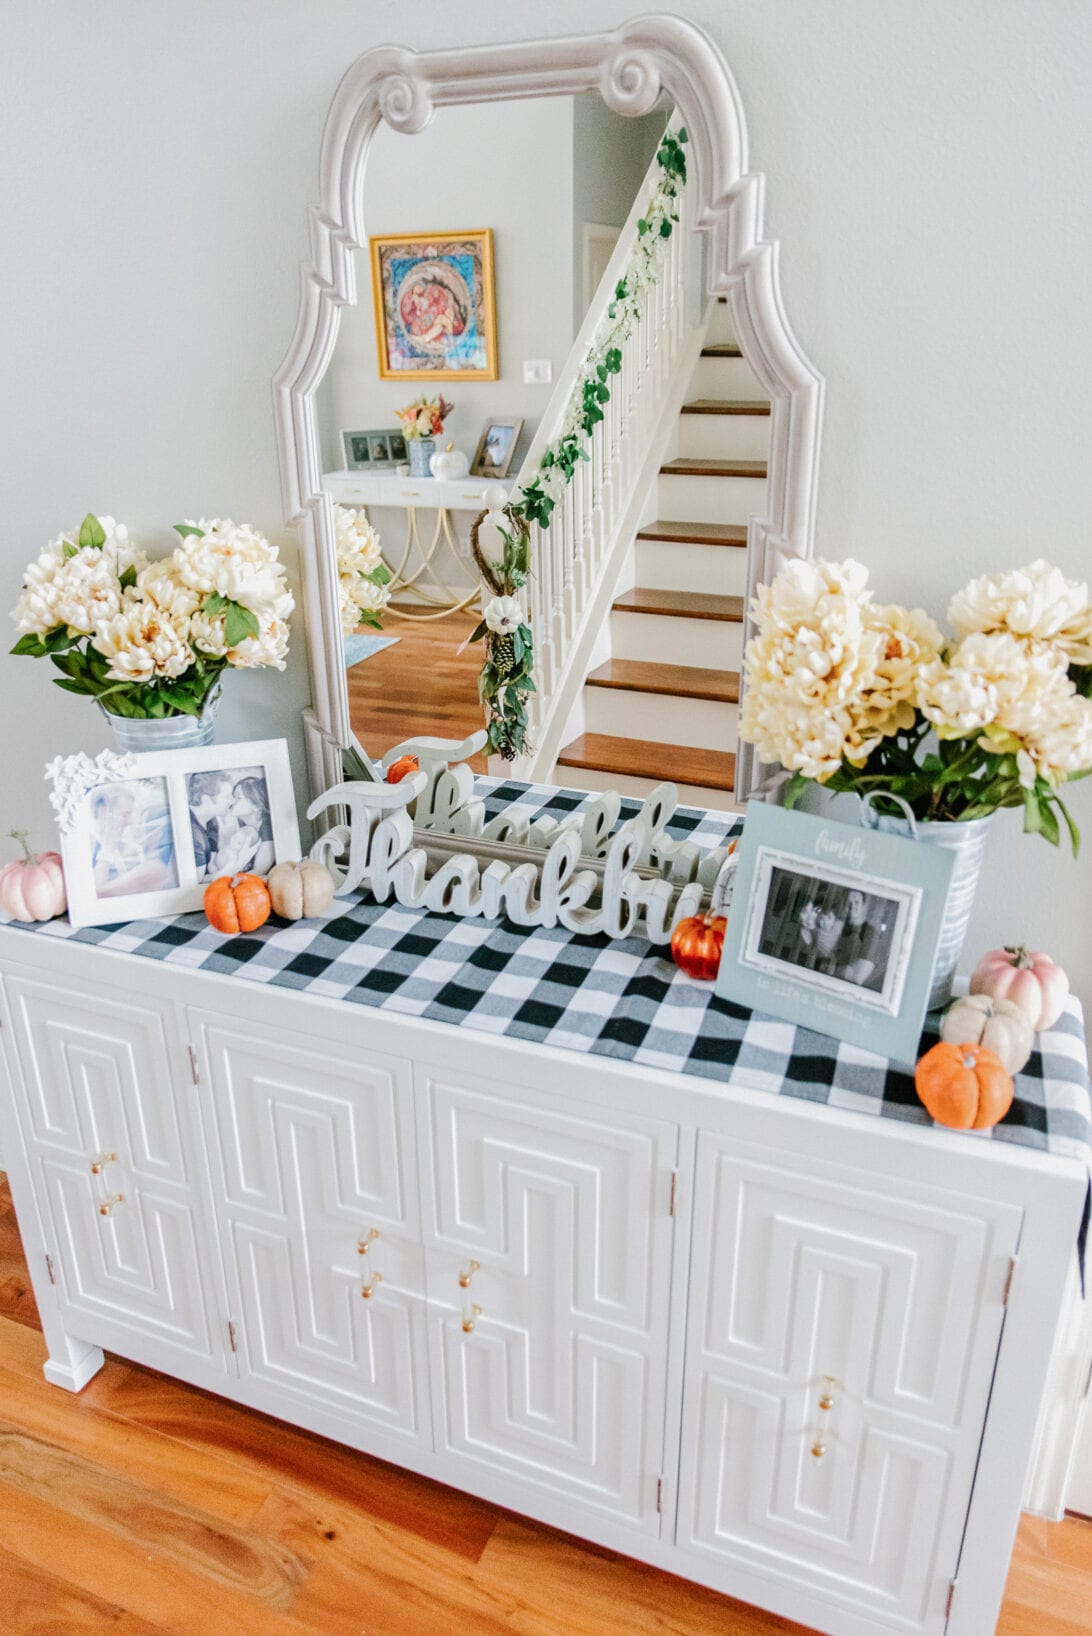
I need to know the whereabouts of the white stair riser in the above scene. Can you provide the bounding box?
[703,304,738,344]
[677,413,769,461]
[658,472,767,525]
[610,609,745,670]
[584,686,737,751]
[553,763,740,812]
[635,538,749,596]
[691,356,765,398]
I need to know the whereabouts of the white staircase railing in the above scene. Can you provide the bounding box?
[508,118,706,782]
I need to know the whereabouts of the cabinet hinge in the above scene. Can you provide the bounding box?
[44,1253,55,1285]
[945,1577,958,1621]
[228,1320,238,1353]
[1002,1254,1018,1307]
[187,1044,199,1086]
[656,1476,663,1514]
[669,1171,678,1218]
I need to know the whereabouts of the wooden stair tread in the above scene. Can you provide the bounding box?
[681,398,771,415]
[586,659,739,703]
[660,457,767,478]
[700,342,743,357]
[636,518,748,547]
[558,733,735,790]
[612,587,745,621]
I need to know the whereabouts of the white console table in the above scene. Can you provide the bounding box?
[0,784,1088,1636]
[322,470,511,620]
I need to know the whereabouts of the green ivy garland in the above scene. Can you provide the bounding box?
[472,126,688,761]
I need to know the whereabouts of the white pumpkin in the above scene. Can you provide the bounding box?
[939,992,1034,1075]
[266,859,336,921]
[429,442,469,481]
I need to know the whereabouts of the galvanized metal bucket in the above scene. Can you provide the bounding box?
[859,793,994,1012]
[99,680,223,753]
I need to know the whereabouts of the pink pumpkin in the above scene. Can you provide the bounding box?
[0,830,67,923]
[969,945,1069,1032]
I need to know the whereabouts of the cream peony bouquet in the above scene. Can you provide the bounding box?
[739,557,1092,852]
[394,395,453,441]
[10,513,294,720]
[334,506,391,634]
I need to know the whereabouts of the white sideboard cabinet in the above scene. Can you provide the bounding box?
[0,926,1085,1636]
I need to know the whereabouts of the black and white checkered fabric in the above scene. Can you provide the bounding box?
[10,778,1091,1173]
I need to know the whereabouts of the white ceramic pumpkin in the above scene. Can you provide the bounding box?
[0,831,66,922]
[266,859,336,921]
[939,992,1034,1075]
[969,945,1069,1032]
[429,442,469,481]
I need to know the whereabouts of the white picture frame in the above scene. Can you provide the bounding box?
[51,740,301,929]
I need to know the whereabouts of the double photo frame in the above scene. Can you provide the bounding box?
[53,740,301,929]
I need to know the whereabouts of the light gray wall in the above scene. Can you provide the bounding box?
[571,100,666,331]
[317,97,575,479]
[3,1,1091,1014]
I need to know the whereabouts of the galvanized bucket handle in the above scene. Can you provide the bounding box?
[859,789,919,839]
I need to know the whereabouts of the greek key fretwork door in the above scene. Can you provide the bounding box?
[191,1013,430,1455]
[416,1068,678,1534]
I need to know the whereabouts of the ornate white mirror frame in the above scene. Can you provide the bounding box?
[273,13,824,807]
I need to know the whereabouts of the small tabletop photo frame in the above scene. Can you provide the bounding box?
[51,740,301,929]
[716,801,954,1065]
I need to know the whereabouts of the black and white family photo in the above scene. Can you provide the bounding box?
[757,866,899,995]
[186,765,275,882]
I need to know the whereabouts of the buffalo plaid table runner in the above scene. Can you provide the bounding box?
[8,777,1091,1180]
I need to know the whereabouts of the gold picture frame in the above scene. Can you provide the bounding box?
[369,228,498,381]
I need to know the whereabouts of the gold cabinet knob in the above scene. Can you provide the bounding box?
[458,1259,481,1289]
[818,1394,834,1412]
[90,1152,117,1175]
[461,1303,482,1334]
[811,1441,826,1460]
[360,1270,384,1300]
[357,1229,381,1255]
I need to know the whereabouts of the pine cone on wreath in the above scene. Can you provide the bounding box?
[492,633,517,676]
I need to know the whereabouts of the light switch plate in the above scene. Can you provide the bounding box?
[522,359,553,385]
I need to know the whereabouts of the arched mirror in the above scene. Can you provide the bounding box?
[274,15,823,817]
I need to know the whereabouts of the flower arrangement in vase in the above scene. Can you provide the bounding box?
[740,556,1092,848]
[739,557,1092,1005]
[10,513,294,748]
[333,506,391,633]
[468,489,534,760]
[394,395,454,477]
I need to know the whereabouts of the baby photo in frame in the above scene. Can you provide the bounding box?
[52,740,300,928]
[717,802,954,1064]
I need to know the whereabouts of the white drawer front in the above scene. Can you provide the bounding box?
[417,1069,678,1533]
[677,1134,1021,1631]
[3,976,227,1366]
[192,1015,429,1446]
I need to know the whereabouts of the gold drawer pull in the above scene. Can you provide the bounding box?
[458,1259,481,1289]
[357,1229,381,1255]
[461,1303,482,1334]
[811,1441,827,1460]
[90,1153,124,1215]
[360,1270,384,1301]
[809,1374,838,1462]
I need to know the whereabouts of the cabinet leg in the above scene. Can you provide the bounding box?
[42,1335,105,1392]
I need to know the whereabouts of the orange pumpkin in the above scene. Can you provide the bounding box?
[385,755,420,785]
[204,872,272,935]
[670,914,727,981]
[913,1041,1014,1130]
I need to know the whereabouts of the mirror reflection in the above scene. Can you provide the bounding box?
[318,93,668,771]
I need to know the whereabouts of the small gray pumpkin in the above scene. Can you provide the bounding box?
[939,993,1034,1076]
[267,858,336,921]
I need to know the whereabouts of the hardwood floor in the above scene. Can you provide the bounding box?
[347,605,489,770]
[0,1176,1088,1634]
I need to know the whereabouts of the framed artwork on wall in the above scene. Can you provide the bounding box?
[51,741,301,928]
[369,229,497,381]
[470,417,524,479]
[717,802,954,1065]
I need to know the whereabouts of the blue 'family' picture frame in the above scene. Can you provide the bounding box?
[717,801,955,1065]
